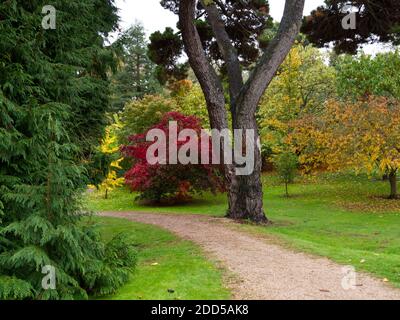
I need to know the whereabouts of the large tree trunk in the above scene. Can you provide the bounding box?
[227,161,267,223]
[225,0,304,223]
[389,170,398,199]
[227,111,268,223]
[179,0,305,224]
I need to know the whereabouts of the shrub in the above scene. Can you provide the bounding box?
[172,81,211,128]
[83,233,137,297]
[121,112,226,203]
[119,95,175,143]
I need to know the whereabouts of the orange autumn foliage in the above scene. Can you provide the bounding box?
[289,96,400,176]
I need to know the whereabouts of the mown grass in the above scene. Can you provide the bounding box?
[84,172,400,288]
[85,186,227,215]
[88,217,230,300]
[242,174,400,288]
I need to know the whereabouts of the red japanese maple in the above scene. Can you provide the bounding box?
[121,112,226,203]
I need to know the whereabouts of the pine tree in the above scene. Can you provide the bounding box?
[0,0,136,299]
[110,23,161,112]
[150,0,274,83]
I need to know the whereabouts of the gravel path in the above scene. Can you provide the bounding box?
[99,212,400,300]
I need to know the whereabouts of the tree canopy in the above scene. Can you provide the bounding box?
[149,0,274,83]
[258,43,336,156]
[302,0,400,54]
[335,51,400,100]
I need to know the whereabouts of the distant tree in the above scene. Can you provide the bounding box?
[290,97,400,199]
[335,51,400,100]
[95,121,125,199]
[111,23,161,112]
[302,0,400,54]
[258,43,336,156]
[274,151,298,197]
[333,51,400,182]
[148,27,189,84]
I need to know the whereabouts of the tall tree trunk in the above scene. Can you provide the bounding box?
[227,111,268,223]
[225,0,304,223]
[389,170,398,199]
[179,0,305,224]
[285,182,289,198]
[179,0,231,180]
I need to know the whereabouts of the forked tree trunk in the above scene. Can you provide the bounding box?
[227,112,268,223]
[179,0,305,223]
[389,171,398,199]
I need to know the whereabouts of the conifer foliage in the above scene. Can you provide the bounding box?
[110,23,161,112]
[0,0,136,299]
[302,0,400,54]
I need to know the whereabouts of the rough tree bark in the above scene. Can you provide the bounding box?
[179,0,305,223]
[179,0,232,183]
[389,170,398,199]
[228,112,266,222]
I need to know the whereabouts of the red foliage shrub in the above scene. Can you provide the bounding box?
[121,112,226,203]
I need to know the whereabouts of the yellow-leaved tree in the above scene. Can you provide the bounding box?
[258,44,336,159]
[95,116,125,199]
[289,96,400,199]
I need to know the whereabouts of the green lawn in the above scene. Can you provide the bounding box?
[85,186,227,215]
[89,217,230,300]
[84,172,400,288]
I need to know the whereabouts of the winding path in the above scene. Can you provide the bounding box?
[99,212,400,300]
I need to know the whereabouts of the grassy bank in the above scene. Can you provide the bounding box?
[89,217,230,300]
